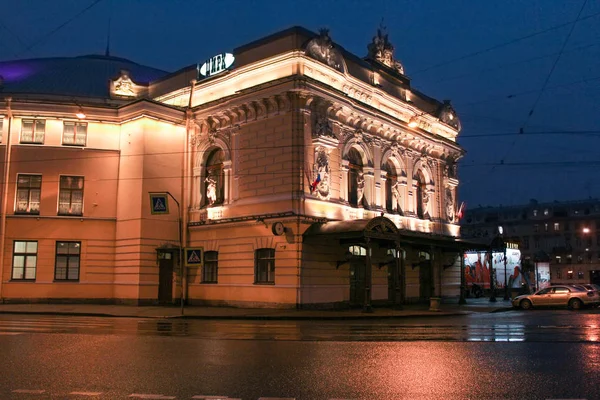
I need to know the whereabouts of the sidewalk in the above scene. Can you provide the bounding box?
[0,297,514,320]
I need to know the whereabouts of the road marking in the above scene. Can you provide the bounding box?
[70,392,103,396]
[128,394,176,399]
[12,389,45,394]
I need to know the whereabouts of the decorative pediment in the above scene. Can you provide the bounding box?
[305,29,345,73]
[110,69,144,98]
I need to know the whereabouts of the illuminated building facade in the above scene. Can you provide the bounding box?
[0,27,466,308]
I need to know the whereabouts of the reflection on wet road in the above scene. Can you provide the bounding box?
[1,309,599,342]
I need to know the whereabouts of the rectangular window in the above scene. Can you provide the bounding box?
[522,236,529,250]
[255,248,275,284]
[63,121,87,146]
[58,176,84,215]
[20,119,45,144]
[567,270,573,279]
[556,269,562,279]
[11,241,38,280]
[15,174,41,214]
[577,271,584,279]
[544,223,548,232]
[55,241,81,281]
[533,224,539,233]
[554,222,560,231]
[202,251,218,283]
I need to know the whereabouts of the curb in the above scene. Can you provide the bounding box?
[0,309,510,320]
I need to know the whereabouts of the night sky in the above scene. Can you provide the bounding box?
[1,0,599,209]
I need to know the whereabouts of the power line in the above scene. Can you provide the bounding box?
[460,130,600,139]
[411,8,600,75]
[16,0,105,56]
[0,17,36,58]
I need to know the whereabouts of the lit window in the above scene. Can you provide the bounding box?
[20,119,45,144]
[349,245,367,256]
[533,209,538,217]
[567,270,573,279]
[555,256,561,264]
[63,121,87,146]
[544,223,548,232]
[55,241,80,281]
[254,248,275,284]
[11,241,38,280]
[203,251,218,283]
[554,222,559,231]
[544,209,549,216]
[58,176,84,216]
[15,174,41,214]
[577,271,584,279]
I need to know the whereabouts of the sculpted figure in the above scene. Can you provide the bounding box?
[205,175,217,205]
[392,181,403,214]
[356,173,365,206]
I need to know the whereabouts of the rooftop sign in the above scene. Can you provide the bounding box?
[198,53,235,78]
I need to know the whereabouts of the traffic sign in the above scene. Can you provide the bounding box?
[149,193,169,215]
[185,247,204,267]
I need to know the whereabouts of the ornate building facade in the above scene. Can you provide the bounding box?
[0,27,466,308]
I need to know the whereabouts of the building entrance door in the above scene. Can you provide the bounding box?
[419,260,433,300]
[158,252,174,304]
[349,258,366,307]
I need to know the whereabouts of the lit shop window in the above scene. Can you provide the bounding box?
[20,119,45,144]
[55,241,81,281]
[58,176,84,216]
[11,241,38,280]
[63,121,87,146]
[15,174,41,214]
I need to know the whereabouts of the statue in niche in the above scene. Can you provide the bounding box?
[422,190,431,218]
[391,180,403,214]
[445,187,455,223]
[356,172,365,207]
[366,23,404,75]
[305,29,345,72]
[205,175,217,205]
[312,149,331,199]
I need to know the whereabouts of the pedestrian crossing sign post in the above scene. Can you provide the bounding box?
[149,193,169,215]
[185,247,204,267]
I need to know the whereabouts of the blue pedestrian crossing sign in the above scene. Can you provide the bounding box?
[149,193,169,215]
[185,248,204,267]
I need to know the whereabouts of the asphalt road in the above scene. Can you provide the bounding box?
[0,309,599,400]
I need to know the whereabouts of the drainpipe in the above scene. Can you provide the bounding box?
[0,97,14,301]
[181,80,196,306]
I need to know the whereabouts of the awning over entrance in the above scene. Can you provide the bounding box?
[303,216,486,252]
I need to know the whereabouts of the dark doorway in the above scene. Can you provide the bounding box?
[419,259,433,300]
[158,251,174,304]
[349,257,366,307]
[591,270,600,285]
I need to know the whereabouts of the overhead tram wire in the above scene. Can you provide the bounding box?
[15,0,105,57]
[0,18,36,58]
[411,8,600,76]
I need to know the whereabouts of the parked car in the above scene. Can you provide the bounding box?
[512,285,600,310]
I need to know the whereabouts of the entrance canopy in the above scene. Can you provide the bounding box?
[304,216,486,252]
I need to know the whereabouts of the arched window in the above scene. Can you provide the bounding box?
[204,148,224,207]
[347,148,363,207]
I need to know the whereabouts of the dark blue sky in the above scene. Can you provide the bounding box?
[2,0,599,209]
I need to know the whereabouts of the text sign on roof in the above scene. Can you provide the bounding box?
[149,193,169,215]
[185,248,204,267]
[198,53,235,78]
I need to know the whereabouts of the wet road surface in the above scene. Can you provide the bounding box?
[0,309,599,399]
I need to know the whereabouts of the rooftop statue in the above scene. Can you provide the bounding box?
[367,24,404,75]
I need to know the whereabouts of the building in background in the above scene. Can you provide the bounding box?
[0,26,467,308]
[461,199,600,289]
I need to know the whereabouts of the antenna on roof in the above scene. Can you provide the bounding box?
[105,0,112,57]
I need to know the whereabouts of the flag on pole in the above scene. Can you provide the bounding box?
[457,202,466,220]
[310,174,321,193]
